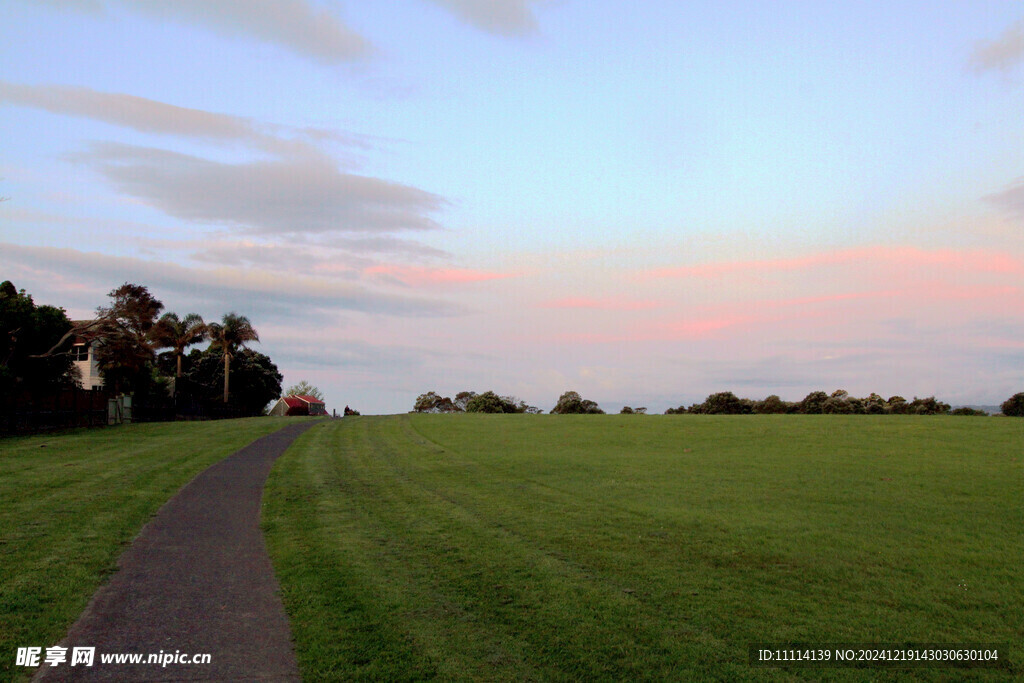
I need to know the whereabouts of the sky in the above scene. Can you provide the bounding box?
[2,0,1023,414]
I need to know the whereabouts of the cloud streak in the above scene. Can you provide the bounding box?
[971,19,1024,74]
[363,265,519,287]
[0,80,369,158]
[640,246,1024,280]
[37,0,374,63]
[538,297,663,311]
[34,0,549,58]
[425,0,544,36]
[69,143,446,235]
[985,179,1024,221]
[1,80,258,139]
[2,82,446,238]
[0,243,464,320]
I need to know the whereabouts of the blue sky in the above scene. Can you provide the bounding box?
[2,1,1023,413]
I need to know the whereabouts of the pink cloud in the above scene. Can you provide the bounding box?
[538,297,663,310]
[364,265,519,287]
[641,246,1024,280]
[541,286,960,346]
[658,314,764,338]
[535,275,1024,348]
[548,313,772,345]
[709,289,905,315]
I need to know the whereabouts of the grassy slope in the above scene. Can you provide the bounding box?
[264,414,1022,681]
[0,417,301,682]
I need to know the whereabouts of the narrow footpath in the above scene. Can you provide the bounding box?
[36,420,320,682]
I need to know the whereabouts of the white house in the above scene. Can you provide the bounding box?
[70,321,104,390]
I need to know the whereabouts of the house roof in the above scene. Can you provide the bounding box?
[280,394,324,406]
[280,396,305,409]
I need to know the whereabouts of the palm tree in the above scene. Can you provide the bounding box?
[151,312,207,396]
[207,313,259,404]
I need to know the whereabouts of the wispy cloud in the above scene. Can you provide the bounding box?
[33,0,548,58]
[537,277,1022,347]
[363,264,519,287]
[0,243,463,320]
[0,81,369,159]
[189,241,367,275]
[35,0,374,63]
[1,80,258,139]
[259,326,455,371]
[2,82,445,238]
[970,18,1024,74]
[538,297,663,311]
[425,0,544,36]
[985,179,1024,221]
[640,246,1024,280]
[332,236,450,260]
[545,313,762,345]
[68,143,446,236]
[186,237,449,274]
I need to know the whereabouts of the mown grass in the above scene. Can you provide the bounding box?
[0,417,303,682]
[264,414,1022,681]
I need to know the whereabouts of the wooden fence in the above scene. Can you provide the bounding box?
[1,388,112,435]
[1,389,256,435]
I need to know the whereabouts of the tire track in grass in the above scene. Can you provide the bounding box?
[406,415,1024,680]
[402,417,943,673]
[336,418,545,680]
[328,418,735,679]
[391,416,763,677]
[269,416,1022,681]
[265,419,445,680]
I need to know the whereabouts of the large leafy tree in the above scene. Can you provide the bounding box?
[690,391,749,415]
[413,391,458,413]
[207,313,260,403]
[454,391,477,411]
[753,395,792,414]
[907,396,950,415]
[152,312,207,382]
[0,280,77,393]
[93,283,164,392]
[799,390,829,414]
[183,347,282,416]
[550,390,604,414]
[465,390,532,413]
[1001,393,1024,417]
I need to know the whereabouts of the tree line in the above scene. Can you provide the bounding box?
[669,390,1023,416]
[414,390,606,414]
[1,281,281,417]
[414,390,542,414]
[668,390,962,415]
[414,387,1024,417]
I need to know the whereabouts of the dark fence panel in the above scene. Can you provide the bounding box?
[2,388,263,435]
[0,388,112,435]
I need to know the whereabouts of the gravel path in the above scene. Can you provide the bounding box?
[35,420,320,682]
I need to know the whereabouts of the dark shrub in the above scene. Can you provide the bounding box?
[1001,393,1024,417]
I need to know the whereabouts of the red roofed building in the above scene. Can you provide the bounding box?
[269,394,327,416]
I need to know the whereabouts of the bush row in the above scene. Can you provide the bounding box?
[666,390,1024,416]
[415,390,1024,416]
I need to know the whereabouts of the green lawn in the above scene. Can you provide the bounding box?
[263,414,1023,681]
[0,417,301,682]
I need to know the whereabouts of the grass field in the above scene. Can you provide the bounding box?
[0,417,302,682]
[263,414,1022,681]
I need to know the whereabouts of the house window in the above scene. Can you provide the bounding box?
[71,344,89,362]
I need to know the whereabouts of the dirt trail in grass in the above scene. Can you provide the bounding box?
[34,420,320,682]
